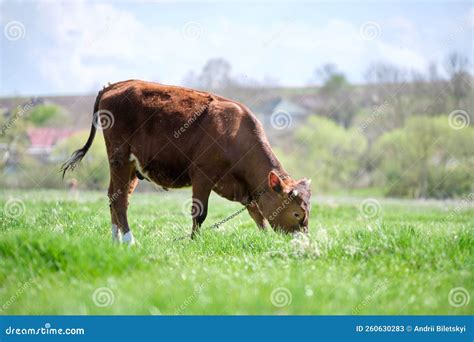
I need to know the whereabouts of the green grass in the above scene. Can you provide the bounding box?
[0,190,472,315]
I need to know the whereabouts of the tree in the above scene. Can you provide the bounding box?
[372,116,473,198]
[277,116,367,191]
[313,64,356,128]
[421,62,449,116]
[189,58,233,90]
[364,62,410,128]
[444,52,472,110]
[28,104,69,127]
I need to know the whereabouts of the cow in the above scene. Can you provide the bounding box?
[61,80,311,244]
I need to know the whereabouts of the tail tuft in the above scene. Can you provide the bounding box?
[59,148,87,179]
[60,88,103,179]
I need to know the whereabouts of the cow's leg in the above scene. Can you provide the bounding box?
[109,154,138,245]
[108,180,121,243]
[247,202,268,230]
[190,177,213,239]
[122,175,138,243]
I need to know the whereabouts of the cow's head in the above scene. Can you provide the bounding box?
[259,171,312,233]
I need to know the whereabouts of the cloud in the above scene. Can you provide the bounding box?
[33,2,153,91]
[2,1,467,95]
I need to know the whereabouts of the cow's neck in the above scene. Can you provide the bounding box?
[245,140,288,196]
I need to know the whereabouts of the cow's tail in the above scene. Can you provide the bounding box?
[60,90,104,178]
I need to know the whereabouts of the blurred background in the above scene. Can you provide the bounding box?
[1,0,473,199]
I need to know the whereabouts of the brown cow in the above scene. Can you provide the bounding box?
[61,80,311,244]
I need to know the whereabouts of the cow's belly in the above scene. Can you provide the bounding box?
[130,153,191,188]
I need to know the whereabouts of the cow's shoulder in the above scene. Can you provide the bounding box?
[206,95,265,140]
[208,95,256,122]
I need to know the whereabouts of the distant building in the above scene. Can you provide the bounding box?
[254,97,309,129]
[27,127,77,157]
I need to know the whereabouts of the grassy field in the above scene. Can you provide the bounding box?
[0,190,472,315]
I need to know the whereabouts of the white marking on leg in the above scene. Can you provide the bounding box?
[111,224,120,243]
[122,231,136,245]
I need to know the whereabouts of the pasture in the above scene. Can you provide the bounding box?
[0,190,472,315]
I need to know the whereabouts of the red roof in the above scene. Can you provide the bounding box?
[27,128,77,148]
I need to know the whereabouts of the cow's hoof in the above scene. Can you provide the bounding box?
[122,231,136,245]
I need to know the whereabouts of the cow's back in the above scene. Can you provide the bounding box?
[100,80,212,131]
[98,80,254,188]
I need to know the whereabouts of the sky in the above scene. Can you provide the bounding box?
[0,0,472,96]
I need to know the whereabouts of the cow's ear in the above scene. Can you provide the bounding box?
[268,171,284,193]
[299,178,311,187]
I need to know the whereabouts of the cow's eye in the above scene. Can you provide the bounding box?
[294,212,300,218]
